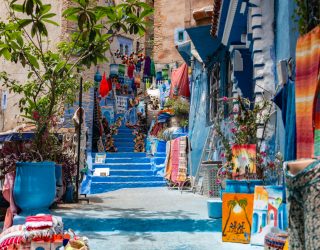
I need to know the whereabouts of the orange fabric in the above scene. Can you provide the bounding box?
[295,26,320,158]
[170,63,190,98]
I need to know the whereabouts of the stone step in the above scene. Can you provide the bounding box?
[113,137,135,142]
[105,158,151,164]
[117,146,134,152]
[154,152,166,157]
[93,163,152,170]
[92,176,164,182]
[109,170,154,176]
[113,134,135,139]
[114,141,135,147]
[107,152,147,158]
[90,181,166,194]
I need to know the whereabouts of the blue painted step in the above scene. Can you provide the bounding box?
[93,163,152,170]
[109,170,154,176]
[115,141,135,147]
[117,146,134,152]
[90,181,166,194]
[105,158,151,164]
[113,137,134,142]
[154,152,166,157]
[92,152,147,158]
[113,134,135,139]
[92,176,164,182]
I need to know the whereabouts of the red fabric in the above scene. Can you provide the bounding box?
[170,63,190,98]
[107,78,112,92]
[99,72,110,97]
[127,64,135,79]
[0,236,22,249]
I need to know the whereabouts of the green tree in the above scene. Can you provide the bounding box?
[0,0,153,159]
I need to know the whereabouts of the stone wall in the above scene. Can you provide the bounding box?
[184,0,213,28]
[153,0,185,65]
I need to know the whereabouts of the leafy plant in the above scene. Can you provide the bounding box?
[164,97,190,117]
[0,0,153,160]
[215,95,274,180]
[292,0,319,35]
[0,140,77,187]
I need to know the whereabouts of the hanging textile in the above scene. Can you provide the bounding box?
[295,26,320,158]
[127,63,135,79]
[165,136,188,183]
[170,63,190,98]
[273,80,297,161]
[143,56,151,76]
[99,72,109,98]
[151,59,156,77]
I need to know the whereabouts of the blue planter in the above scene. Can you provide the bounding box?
[225,180,264,194]
[13,161,56,215]
[207,199,222,218]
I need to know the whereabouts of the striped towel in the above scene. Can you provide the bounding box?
[25,215,53,231]
[295,26,320,158]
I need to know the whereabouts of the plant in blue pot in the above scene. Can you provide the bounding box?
[215,96,279,195]
[0,0,153,217]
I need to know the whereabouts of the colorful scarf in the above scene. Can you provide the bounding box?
[165,136,188,183]
[295,26,320,158]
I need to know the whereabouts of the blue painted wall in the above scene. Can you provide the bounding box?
[188,60,210,176]
[274,0,299,155]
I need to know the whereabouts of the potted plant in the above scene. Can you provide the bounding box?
[0,0,153,213]
[215,95,279,194]
[164,97,190,128]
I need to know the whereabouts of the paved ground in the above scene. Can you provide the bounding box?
[54,187,263,250]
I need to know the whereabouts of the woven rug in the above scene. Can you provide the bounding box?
[295,26,320,158]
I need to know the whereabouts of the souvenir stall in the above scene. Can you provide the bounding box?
[0,214,89,249]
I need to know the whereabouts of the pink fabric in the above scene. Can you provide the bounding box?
[170,138,181,183]
[170,63,190,98]
[2,172,17,231]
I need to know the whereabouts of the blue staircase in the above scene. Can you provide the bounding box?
[88,152,166,194]
[80,103,166,194]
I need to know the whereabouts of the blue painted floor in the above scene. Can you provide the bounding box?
[55,187,263,250]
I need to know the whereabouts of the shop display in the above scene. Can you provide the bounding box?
[231,144,256,178]
[251,186,286,246]
[222,193,254,244]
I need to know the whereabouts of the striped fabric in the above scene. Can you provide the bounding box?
[295,26,320,158]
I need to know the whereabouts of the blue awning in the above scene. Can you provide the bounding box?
[186,25,221,64]
[0,132,35,142]
[176,41,192,66]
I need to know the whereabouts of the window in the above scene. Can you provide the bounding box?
[208,63,220,124]
[178,31,184,42]
[120,44,124,54]
[125,45,129,55]
[224,57,233,117]
[136,41,140,53]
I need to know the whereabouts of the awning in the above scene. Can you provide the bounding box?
[176,41,192,66]
[186,25,221,64]
[0,132,34,142]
